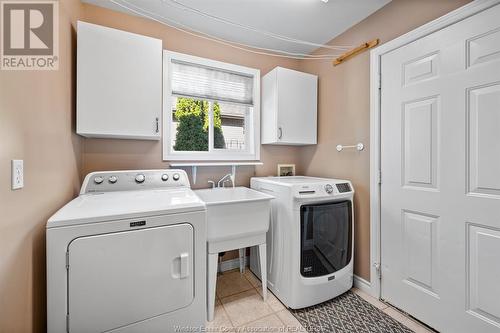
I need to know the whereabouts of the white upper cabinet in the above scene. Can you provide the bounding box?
[261,67,317,145]
[77,21,162,140]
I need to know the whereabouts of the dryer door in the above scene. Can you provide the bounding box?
[67,222,194,333]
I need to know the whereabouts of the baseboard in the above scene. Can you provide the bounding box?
[353,275,372,295]
[219,256,249,272]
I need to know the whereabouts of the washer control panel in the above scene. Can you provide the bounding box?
[82,169,190,194]
[293,180,354,199]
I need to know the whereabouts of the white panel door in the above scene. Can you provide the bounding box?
[68,223,193,333]
[381,4,500,332]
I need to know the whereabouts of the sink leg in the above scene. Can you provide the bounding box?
[258,243,267,301]
[239,248,245,273]
[207,252,218,322]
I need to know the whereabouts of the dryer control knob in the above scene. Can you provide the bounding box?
[325,184,334,194]
[161,174,169,181]
[94,176,104,184]
[135,174,145,183]
[108,176,117,184]
[172,173,180,181]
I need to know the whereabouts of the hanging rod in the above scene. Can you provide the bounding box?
[333,39,379,66]
[336,143,364,152]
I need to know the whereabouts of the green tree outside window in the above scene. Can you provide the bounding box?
[173,98,226,151]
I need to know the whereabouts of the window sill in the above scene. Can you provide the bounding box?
[169,162,263,167]
[169,161,263,184]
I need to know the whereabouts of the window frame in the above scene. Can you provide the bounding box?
[163,51,260,161]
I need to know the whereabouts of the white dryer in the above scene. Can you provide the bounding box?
[250,176,354,309]
[47,169,206,333]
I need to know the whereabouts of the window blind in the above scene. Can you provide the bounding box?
[171,60,254,106]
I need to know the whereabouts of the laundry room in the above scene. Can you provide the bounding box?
[2,0,500,332]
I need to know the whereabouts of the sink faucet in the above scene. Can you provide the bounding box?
[217,173,235,188]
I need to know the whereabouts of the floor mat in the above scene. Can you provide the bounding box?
[290,291,414,333]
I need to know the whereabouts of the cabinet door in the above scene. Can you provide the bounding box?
[77,21,162,140]
[68,223,193,333]
[277,68,317,144]
[261,69,279,144]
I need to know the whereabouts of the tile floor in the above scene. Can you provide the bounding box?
[207,269,436,332]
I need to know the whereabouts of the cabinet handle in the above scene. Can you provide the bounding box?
[155,117,159,133]
[180,252,189,279]
[278,126,283,140]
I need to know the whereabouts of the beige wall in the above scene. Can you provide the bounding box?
[299,0,471,280]
[0,1,83,332]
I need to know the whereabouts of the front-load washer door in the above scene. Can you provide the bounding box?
[67,223,194,333]
[300,201,352,277]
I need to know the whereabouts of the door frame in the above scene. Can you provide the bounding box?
[368,0,500,298]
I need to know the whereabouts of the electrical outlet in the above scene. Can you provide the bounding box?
[11,159,24,190]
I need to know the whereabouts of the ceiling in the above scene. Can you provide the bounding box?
[82,0,391,55]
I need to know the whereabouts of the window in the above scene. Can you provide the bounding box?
[163,51,260,161]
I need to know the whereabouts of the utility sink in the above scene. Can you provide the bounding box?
[195,186,274,321]
[194,187,274,252]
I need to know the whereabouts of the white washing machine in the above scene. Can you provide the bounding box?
[47,169,206,333]
[250,176,354,309]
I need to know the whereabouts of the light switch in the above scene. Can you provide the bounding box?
[11,159,23,190]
